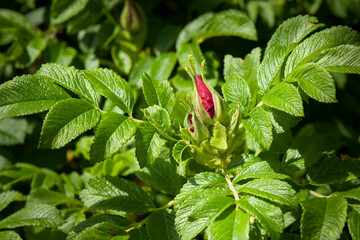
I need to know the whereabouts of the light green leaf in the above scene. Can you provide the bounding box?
[51,0,89,24]
[0,231,22,240]
[210,122,228,151]
[112,47,132,75]
[174,172,226,206]
[80,176,155,213]
[237,196,284,240]
[149,52,177,81]
[285,26,360,77]
[16,36,48,69]
[39,98,100,149]
[0,191,24,212]
[142,73,176,113]
[312,45,360,73]
[0,75,70,120]
[36,63,98,105]
[176,9,257,50]
[236,178,298,207]
[301,196,348,240]
[334,187,360,201]
[172,141,195,164]
[83,68,134,114]
[263,82,304,116]
[136,158,185,196]
[0,118,27,146]
[287,63,336,103]
[242,107,273,149]
[233,161,288,183]
[0,9,32,32]
[90,112,137,163]
[135,121,166,167]
[27,188,81,206]
[142,105,177,141]
[0,204,64,229]
[129,58,154,87]
[207,208,250,240]
[43,40,77,65]
[223,55,245,82]
[222,74,251,112]
[348,207,360,240]
[146,209,179,240]
[244,47,261,107]
[175,187,234,240]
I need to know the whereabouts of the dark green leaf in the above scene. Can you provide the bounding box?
[51,0,89,24]
[70,221,128,240]
[39,98,100,149]
[301,196,347,240]
[0,191,24,212]
[27,188,81,206]
[348,207,360,240]
[0,118,28,145]
[80,176,155,213]
[146,209,180,240]
[0,231,22,240]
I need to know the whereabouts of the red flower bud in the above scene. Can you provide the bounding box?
[188,114,194,133]
[196,74,214,119]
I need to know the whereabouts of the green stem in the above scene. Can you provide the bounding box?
[225,175,240,209]
[309,190,329,198]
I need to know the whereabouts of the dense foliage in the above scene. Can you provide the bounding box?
[0,0,360,240]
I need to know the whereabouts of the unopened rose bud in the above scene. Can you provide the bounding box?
[120,1,141,32]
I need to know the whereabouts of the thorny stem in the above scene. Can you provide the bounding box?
[225,175,240,209]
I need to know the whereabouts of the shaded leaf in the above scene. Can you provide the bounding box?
[146,209,180,240]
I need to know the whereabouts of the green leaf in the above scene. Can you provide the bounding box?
[146,209,180,240]
[348,207,360,240]
[51,0,89,24]
[135,122,166,167]
[334,187,360,201]
[80,176,155,213]
[223,55,245,82]
[233,161,288,183]
[149,52,177,81]
[83,68,134,114]
[0,231,22,240]
[142,105,177,141]
[142,73,176,113]
[312,45,360,74]
[209,122,228,151]
[112,47,132,75]
[27,188,81,206]
[263,82,304,116]
[90,112,137,163]
[36,63,98,105]
[129,58,154,87]
[39,98,100,149]
[244,47,262,107]
[16,36,48,68]
[0,203,64,229]
[0,118,28,145]
[70,221,128,240]
[206,208,250,240]
[236,178,298,207]
[287,63,336,103]
[136,158,185,196]
[301,196,348,240]
[176,9,257,50]
[175,187,234,240]
[0,9,32,32]
[222,74,251,112]
[0,75,70,120]
[0,191,24,212]
[237,196,284,240]
[172,141,195,164]
[242,107,273,149]
[285,26,360,77]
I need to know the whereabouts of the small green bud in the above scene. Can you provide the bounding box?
[120,1,141,32]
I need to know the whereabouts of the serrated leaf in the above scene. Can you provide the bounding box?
[236,178,298,207]
[0,203,64,229]
[0,118,27,146]
[0,231,22,240]
[27,188,81,206]
[175,187,234,240]
[312,44,360,73]
[146,209,180,240]
[176,9,257,50]
[0,75,70,120]
[233,161,288,183]
[223,55,245,82]
[222,74,251,112]
[136,158,185,196]
[348,208,360,240]
[51,0,89,24]
[237,196,284,240]
[70,221,128,240]
[172,141,195,164]
[263,82,304,116]
[36,63,98,105]
[334,187,360,201]
[208,208,250,240]
[83,68,134,114]
[141,73,176,113]
[244,47,261,107]
[136,121,166,167]
[285,26,360,77]
[301,196,347,240]
[129,227,148,240]
[242,107,273,149]
[39,98,100,149]
[80,176,155,213]
[174,172,226,206]
[287,63,336,103]
[0,191,24,212]
[90,112,137,163]
[142,105,177,141]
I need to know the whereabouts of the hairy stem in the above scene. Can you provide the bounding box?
[225,175,240,209]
